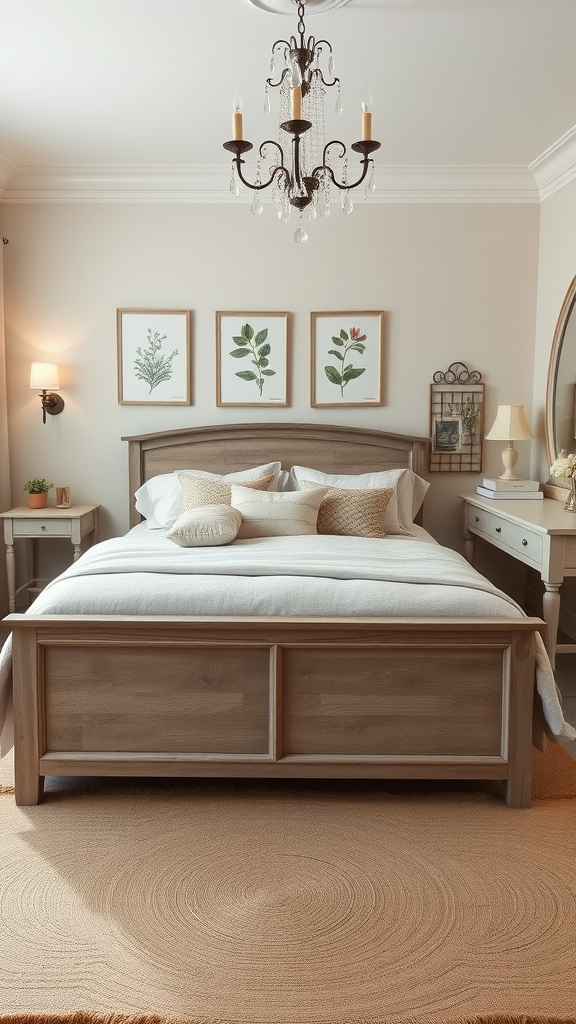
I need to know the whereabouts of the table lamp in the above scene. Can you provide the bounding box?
[484,404,534,480]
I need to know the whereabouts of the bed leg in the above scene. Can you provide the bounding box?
[502,766,531,809]
[13,627,45,805]
[502,633,534,809]
[15,772,44,806]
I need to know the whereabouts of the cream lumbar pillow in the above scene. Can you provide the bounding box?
[231,484,327,538]
[299,480,394,538]
[177,472,274,512]
[166,504,242,547]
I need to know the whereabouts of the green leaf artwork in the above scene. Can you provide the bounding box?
[134,329,179,393]
[324,326,367,397]
[230,323,276,397]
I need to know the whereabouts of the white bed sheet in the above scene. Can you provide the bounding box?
[1,524,574,745]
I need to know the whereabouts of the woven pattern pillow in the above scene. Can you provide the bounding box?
[135,462,282,529]
[299,480,394,538]
[178,472,274,512]
[166,504,242,547]
[290,465,429,536]
[231,484,327,538]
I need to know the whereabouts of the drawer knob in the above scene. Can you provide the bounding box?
[495,526,501,533]
[474,516,479,522]
[40,525,46,531]
[522,538,528,546]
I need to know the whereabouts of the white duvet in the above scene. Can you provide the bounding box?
[1,524,574,744]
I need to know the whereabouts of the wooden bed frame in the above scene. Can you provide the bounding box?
[7,422,543,807]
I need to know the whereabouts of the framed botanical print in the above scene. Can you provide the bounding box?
[311,311,384,407]
[117,309,191,405]
[216,311,290,407]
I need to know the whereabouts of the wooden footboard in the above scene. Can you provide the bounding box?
[8,614,540,808]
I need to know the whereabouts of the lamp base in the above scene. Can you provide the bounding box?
[498,441,519,480]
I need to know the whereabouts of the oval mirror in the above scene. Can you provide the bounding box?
[546,273,576,485]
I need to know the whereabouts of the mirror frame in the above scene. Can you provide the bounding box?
[544,272,576,496]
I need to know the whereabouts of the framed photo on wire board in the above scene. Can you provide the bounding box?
[117,309,191,405]
[429,362,484,472]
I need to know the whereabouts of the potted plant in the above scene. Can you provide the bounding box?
[23,478,53,509]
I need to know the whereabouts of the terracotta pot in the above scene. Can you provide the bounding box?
[27,492,48,509]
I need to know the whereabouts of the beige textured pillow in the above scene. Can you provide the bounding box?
[166,504,242,547]
[299,480,393,538]
[231,484,327,538]
[178,472,274,512]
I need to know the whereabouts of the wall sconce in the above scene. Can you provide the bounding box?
[30,362,65,424]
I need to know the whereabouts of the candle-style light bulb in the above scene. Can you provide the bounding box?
[232,88,244,140]
[361,88,372,141]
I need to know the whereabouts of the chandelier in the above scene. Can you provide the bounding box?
[223,0,380,242]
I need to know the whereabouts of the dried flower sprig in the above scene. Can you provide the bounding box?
[134,330,178,393]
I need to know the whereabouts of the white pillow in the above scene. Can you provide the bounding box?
[289,466,429,535]
[231,484,327,538]
[166,504,242,547]
[135,462,282,529]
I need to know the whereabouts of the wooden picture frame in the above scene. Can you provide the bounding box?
[117,309,191,405]
[216,311,290,407]
[429,362,484,472]
[311,311,384,407]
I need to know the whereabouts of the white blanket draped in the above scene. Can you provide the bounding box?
[1,527,574,744]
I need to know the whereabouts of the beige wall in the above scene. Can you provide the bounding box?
[1,199,539,580]
[532,178,576,635]
[533,177,576,479]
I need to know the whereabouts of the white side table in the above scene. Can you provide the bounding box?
[0,504,100,612]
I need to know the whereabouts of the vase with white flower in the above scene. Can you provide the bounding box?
[550,450,576,511]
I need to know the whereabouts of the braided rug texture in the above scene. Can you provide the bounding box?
[0,783,575,1024]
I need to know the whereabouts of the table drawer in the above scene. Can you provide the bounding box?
[12,518,72,538]
[466,506,543,565]
[504,523,543,562]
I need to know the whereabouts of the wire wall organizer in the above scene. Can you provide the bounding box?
[429,362,484,473]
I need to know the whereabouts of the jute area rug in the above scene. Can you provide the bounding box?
[0,747,575,1024]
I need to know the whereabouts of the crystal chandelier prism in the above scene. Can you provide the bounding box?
[224,0,380,242]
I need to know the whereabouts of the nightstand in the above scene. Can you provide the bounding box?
[461,492,576,666]
[0,504,100,612]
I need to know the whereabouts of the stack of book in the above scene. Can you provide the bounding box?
[476,478,543,500]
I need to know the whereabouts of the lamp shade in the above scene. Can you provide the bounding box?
[30,362,60,391]
[485,405,534,441]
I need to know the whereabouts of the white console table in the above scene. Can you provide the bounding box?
[461,492,576,666]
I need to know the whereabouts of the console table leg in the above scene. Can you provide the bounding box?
[543,583,561,668]
[6,543,15,612]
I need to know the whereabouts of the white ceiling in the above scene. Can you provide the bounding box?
[1,0,576,202]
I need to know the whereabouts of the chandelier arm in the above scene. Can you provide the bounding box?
[266,67,292,90]
[234,148,288,193]
[312,154,374,193]
[310,67,340,89]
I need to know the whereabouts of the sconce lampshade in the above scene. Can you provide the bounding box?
[30,362,64,424]
[30,362,60,391]
[485,404,534,480]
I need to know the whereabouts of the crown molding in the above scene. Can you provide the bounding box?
[0,160,539,204]
[530,125,576,201]
[0,149,18,198]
